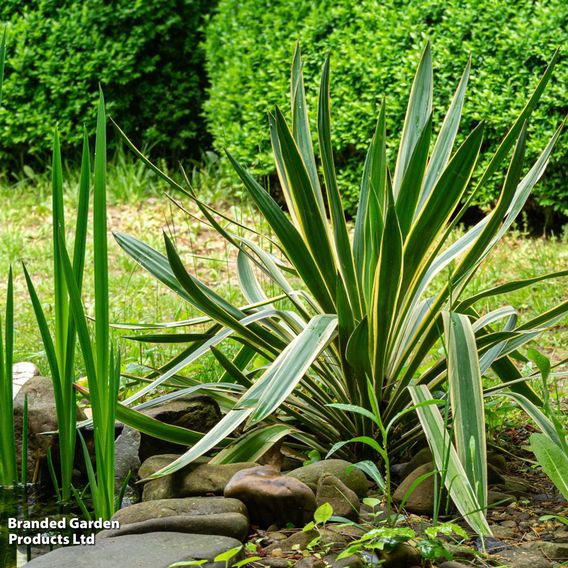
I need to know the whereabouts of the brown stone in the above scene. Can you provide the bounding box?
[224,465,316,528]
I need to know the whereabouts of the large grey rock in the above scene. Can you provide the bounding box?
[224,465,316,528]
[13,375,86,483]
[287,459,369,497]
[316,473,360,520]
[139,454,258,501]
[139,396,222,460]
[98,497,249,540]
[114,426,141,491]
[24,532,244,568]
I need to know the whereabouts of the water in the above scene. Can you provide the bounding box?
[0,486,89,567]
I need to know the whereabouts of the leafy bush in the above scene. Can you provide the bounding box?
[0,0,213,168]
[113,44,567,535]
[205,0,567,217]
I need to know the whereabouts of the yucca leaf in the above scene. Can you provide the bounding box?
[444,312,487,508]
[354,102,386,308]
[227,151,335,312]
[393,42,432,197]
[211,424,295,464]
[270,107,337,288]
[291,43,323,212]
[403,122,484,287]
[371,199,403,391]
[318,55,361,318]
[409,385,491,535]
[418,59,470,213]
[396,115,432,237]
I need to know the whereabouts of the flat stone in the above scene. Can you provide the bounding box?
[527,541,568,560]
[496,547,552,568]
[23,532,244,568]
[438,562,470,568]
[139,455,257,500]
[287,459,369,497]
[224,465,316,528]
[97,497,250,540]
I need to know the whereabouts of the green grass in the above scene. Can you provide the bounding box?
[0,161,566,389]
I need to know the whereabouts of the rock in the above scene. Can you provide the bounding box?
[490,525,516,539]
[438,562,470,568]
[180,462,259,496]
[287,459,369,497]
[527,541,568,560]
[380,542,422,567]
[139,396,222,461]
[496,547,552,568]
[265,529,319,553]
[23,532,244,568]
[501,475,530,495]
[323,553,364,567]
[114,426,141,491]
[390,462,408,481]
[260,559,291,568]
[392,463,442,515]
[13,375,86,484]
[12,362,40,398]
[487,490,515,506]
[400,447,432,478]
[224,465,316,528]
[139,454,257,501]
[316,474,360,520]
[487,451,507,472]
[98,497,249,541]
[487,463,505,485]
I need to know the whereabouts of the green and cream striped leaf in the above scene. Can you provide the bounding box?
[409,385,491,535]
[444,312,487,509]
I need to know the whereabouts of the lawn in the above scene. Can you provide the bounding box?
[0,165,566,385]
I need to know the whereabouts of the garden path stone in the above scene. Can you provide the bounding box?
[139,396,222,460]
[287,459,369,497]
[224,465,316,528]
[316,473,360,520]
[98,496,249,540]
[13,375,86,482]
[139,454,258,500]
[23,532,244,568]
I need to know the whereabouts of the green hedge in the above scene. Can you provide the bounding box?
[205,0,567,217]
[0,0,213,167]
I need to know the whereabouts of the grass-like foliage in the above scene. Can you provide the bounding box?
[114,45,566,530]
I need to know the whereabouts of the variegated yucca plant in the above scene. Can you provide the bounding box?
[112,45,566,532]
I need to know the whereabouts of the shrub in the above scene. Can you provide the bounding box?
[114,44,566,535]
[0,0,213,169]
[205,0,567,218]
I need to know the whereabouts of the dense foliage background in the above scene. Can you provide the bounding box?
[205,0,568,219]
[0,0,566,222]
[0,0,212,166]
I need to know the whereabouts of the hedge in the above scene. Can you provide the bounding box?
[205,0,567,218]
[0,0,213,167]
